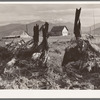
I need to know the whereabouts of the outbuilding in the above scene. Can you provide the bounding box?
[50,26,69,36]
[2,30,32,45]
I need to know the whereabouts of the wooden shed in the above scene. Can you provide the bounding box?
[50,26,69,36]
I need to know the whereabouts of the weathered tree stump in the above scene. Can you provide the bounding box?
[62,8,100,73]
[33,24,39,46]
[74,8,81,40]
[35,22,49,65]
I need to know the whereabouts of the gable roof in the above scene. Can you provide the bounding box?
[11,30,31,36]
[51,26,68,32]
[2,30,32,39]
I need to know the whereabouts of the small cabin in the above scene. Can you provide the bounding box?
[50,26,69,36]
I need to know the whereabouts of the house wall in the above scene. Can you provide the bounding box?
[50,32,62,36]
[62,27,68,36]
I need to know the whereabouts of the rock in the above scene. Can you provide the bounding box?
[32,53,41,60]
[7,58,16,67]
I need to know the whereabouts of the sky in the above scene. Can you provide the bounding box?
[0,3,100,27]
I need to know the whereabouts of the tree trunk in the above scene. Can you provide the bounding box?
[74,8,81,40]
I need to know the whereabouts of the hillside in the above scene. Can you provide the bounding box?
[55,22,90,34]
[0,21,51,38]
[0,20,92,38]
[0,24,26,39]
[91,23,100,31]
[86,23,100,35]
[89,27,100,35]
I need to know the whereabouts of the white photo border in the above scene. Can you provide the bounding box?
[0,1,99,98]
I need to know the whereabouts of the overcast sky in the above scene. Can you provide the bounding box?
[0,4,100,27]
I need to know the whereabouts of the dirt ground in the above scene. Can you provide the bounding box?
[0,34,100,89]
[47,35,100,89]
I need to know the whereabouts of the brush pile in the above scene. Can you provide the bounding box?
[0,22,51,89]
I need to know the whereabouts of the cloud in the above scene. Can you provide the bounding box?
[0,4,99,26]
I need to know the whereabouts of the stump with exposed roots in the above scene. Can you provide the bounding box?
[62,8,100,75]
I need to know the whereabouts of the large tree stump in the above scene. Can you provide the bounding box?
[74,8,81,40]
[35,22,49,65]
[62,8,100,73]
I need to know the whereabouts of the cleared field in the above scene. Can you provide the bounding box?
[0,34,100,89]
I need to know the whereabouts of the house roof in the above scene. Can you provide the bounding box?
[2,30,32,40]
[11,30,24,36]
[51,26,68,32]
[11,30,31,36]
